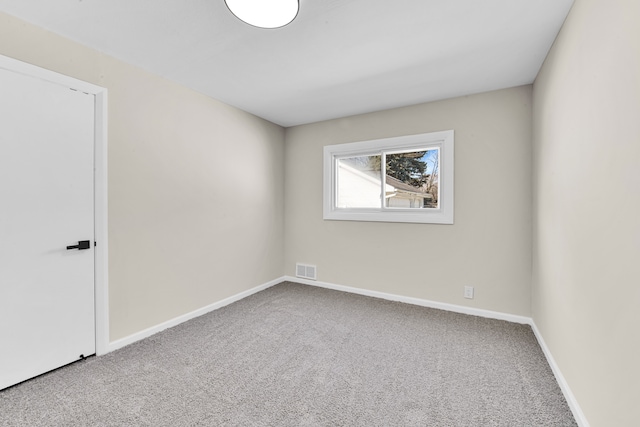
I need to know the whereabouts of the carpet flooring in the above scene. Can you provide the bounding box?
[0,282,577,426]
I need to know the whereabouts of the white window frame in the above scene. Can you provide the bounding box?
[323,130,454,224]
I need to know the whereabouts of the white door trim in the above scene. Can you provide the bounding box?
[0,54,110,356]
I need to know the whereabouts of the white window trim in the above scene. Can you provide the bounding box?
[323,130,454,224]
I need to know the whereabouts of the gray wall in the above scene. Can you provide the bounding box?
[284,86,533,316]
[532,0,640,425]
[0,12,286,341]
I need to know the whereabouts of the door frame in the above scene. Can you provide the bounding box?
[0,54,110,356]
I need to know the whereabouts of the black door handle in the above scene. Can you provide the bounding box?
[67,240,91,250]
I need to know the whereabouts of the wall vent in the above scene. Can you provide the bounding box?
[296,263,317,280]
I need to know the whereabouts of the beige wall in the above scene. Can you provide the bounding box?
[0,12,285,341]
[532,0,640,425]
[284,87,533,316]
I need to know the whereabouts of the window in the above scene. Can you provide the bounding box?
[323,130,454,224]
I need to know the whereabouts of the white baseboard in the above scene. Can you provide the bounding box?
[284,276,531,324]
[105,276,285,353]
[530,321,590,427]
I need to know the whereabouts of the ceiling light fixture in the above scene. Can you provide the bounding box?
[224,0,299,29]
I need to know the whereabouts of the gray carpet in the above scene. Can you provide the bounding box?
[0,282,577,426]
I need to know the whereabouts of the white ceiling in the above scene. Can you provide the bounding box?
[0,0,574,127]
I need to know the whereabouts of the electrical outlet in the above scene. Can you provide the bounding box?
[464,286,474,299]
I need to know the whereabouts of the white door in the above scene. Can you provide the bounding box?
[0,67,96,390]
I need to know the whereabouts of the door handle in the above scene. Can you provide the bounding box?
[66,240,91,250]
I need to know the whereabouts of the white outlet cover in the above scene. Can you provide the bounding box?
[464,286,474,299]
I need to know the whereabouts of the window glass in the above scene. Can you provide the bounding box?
[385,148,439,209]
[337,155,381,209]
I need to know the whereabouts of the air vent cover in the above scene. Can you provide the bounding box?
[296,263,317,280]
